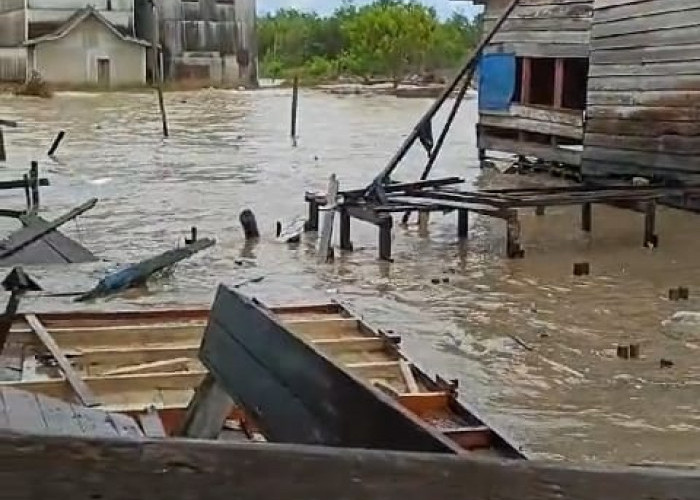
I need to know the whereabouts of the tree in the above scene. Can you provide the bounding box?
[341,0,438,85]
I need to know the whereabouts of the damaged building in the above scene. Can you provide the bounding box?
[476,0,700,194]
[0,0,257,87]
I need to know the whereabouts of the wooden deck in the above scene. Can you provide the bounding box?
[0,386,143,438]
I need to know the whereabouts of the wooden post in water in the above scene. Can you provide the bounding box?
[239,209,260,240]
[339,207,352,251]
[457,209,469,239]
[506,212,524,258]
[581,202,592,232]
[378,216,393,262]
[0,127,5,162]
[150,1,169,138]
[47,130,65,156]
[290,75,299,144]
[644,200,657,248]
[22,174,31,211]
[304,194,320,232]
[29,161,40,209]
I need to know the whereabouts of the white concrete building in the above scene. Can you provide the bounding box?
[26,7,148,87]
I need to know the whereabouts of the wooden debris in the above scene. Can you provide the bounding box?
[25,314,98,407]
[239,209,259,240]
[47,130,65,156]
[178,373,233,439]
[574,262,590,276]
[75,238,215,302]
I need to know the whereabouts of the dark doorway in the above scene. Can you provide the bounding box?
[97,58,110,87]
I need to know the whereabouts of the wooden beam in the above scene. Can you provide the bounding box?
[442,426,492,450]
[398,392,450,414]
[312,337,386,354]
[0,432,698,500]
[521,57,532,104]
[25,314,98,407]
[138,407,167,438]
[101,358,193,377]
[178,373,233,439]
[554,58,565,108]
[398,360,420,394]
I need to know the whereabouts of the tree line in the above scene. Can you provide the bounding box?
[258,0,483,84]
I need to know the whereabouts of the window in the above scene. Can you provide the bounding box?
[514,56,588,111]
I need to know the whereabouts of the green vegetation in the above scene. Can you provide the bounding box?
[258,0,482,85]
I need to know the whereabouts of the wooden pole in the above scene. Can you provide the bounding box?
[0,127,5,162]
[378,216,393,262]
[47,130,65,156]
[644,200,657,247]
[30,161,40,209]
[581,202,592,232]
[369,0,522,189]
[339,208,352,251]
[239,209,260,240]
[151,1,169,138]
[457,209,469,239]
[291,75,299,144]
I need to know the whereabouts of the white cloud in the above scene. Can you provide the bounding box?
[257,0,482,18]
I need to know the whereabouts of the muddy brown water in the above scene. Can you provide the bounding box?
[1,89,699,465]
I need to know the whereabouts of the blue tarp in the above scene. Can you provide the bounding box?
[478,53,516,111]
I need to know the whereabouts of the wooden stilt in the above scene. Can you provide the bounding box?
[506,213,524,258]
[378,216,393,262]
[417,211,429,235]
[339,208,353,251]
[23,174,31,211]
[457,209,468,239]
[30,161,39,209]
[581,202,592,232]
[290,75,299,144]
[644,200,657,247]
[0,128,5,162]
[178,373,233,439]
[305,197,320,232]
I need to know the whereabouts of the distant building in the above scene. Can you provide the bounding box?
[134,0,258,88]
[0,0,143,85]
[0,0,258,88]
[26,7,149,87]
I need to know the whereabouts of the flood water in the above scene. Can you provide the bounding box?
[1,89,699,465]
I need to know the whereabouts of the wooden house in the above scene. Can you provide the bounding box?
[475,0,593,168]
[582,0,700,186]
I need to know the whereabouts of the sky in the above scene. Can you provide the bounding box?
[257,0,482,19]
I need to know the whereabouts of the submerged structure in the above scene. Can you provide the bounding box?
[476,0,700,192]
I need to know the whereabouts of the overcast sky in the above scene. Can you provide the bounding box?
[257,0,482,18]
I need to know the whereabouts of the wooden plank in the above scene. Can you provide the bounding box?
[485,42,590,58]
[479,115,583,139]
[0,432,698,500]
[1,387,46,433]
[4,371,206,411]
[585,133,700,155]
[178,373,232,439]
[591,44,700,65]
[442,426,493,450]
[138,407,167,438]
[101,358,193,377]
[107,412,145,439]
[585,117,700,137]
[25,314,98,407]
[317,174,339,263]
[588,74,700,92]
[312,337,387,354]
[521,57,531,104]
[70,403,119,437]
[0,199,97,261]
[553,58,565,108]
[398,360,420,394]
[200,285,461,453]
[592,7,700,39]
[478,134,582,166]
[34,390,84,436]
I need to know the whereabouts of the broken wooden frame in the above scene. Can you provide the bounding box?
[304,177,700,260]
[0,432,698,500]
[0,300,522,457]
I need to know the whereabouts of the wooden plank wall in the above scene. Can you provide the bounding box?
[582,0,700,182]
[482,0,593,58]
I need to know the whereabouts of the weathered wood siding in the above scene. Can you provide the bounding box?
[481,0,593,58]
[583,0,700,182]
